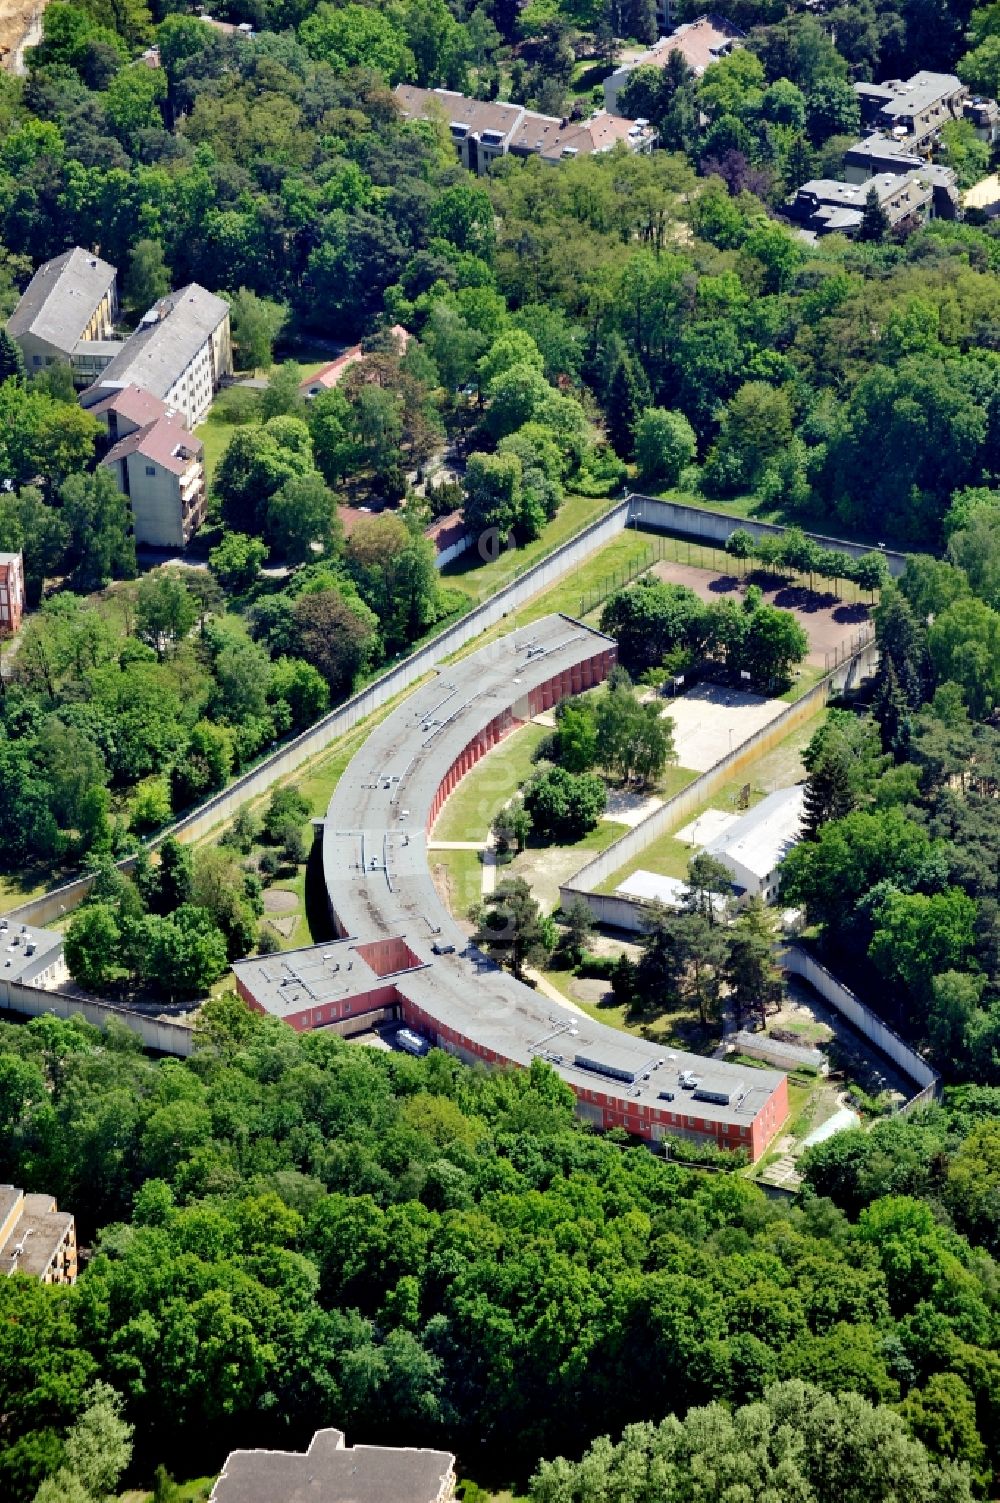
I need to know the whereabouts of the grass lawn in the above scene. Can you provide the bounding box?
[519,529,666,625]
[778,663,827,703]
[119,1478,215,1503]
[194,393,247,483]
[542,970,716,1052]
[442,493,619,607]
[433,722,550,842]
[652,764,700,800]
[0,868,58,915]
[430,847,483,916]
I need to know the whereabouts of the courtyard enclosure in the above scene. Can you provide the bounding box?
[234,614,790,1161]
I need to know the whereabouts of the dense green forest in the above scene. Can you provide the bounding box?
[1,1005,998,1500]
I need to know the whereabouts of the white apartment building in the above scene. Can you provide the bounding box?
[81,284,232,429]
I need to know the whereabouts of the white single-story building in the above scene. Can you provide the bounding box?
[702,785,806,901]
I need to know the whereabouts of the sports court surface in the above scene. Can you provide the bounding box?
[660,681,787,771]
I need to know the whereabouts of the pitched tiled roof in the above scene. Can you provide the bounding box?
[102,414,203,477]
[89,384,169,427]
[91,284,229,401]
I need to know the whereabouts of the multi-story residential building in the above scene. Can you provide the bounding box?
[210,1430,456,1503]
[842,136,961,216]
[603,14,744,114]
[963,95,1000,144]
[394,85,656,174]
[6,247,118,374]
[855,71,967,147]
[0,1185,77,1284]
[80,284,232,429]
[785,169,934,237]
[0,550,25,635]
[96,386,206,548]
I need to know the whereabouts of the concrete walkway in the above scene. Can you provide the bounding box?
[523,965,587,1017]
[481,830,498,896]
[426,840,487,851]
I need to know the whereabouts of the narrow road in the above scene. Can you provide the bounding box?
[10,1,44,73]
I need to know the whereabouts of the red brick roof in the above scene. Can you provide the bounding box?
[301,326,411,394]
[89,383,169,428]
[424,510,467,552]
[101,414,203,477]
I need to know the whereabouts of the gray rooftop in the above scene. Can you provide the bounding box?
[0,916,65,986]
[210,1429,455,1503]
[844,133,923,168]
[7,248,116,354]
[300,614,785,1132]
[85,283,228,401]
[0,1187,74,1279]
[704,785,805,882]
[855,71,964,123]
[880,70,963,119]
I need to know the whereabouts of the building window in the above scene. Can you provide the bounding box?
[145,465,156,476]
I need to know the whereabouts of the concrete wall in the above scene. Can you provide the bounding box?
[434,533,473,569]
[628,495,908,576]
[1,982,194,1056]
[559,644,877,916]
[3,490,888,928]
[141,501,629,849]
[122,452,186,549]
[782,946,939,1092]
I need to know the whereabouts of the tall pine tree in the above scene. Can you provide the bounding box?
[802,740,856,838]
[0,329,25,385]
[874,587,928,706]
[607,354,652,461]
[872,658,912,759]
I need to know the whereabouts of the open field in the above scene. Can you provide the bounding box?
[541,960,716,1053]
[508,820,629,912]
[430,847,483,920]
[659,681,789,772]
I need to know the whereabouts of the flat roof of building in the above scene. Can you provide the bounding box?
[0,1187,73,1278]
[855,71,964,122]
[302,614,785,1131]
[211,1430,455,1503]
[233,936,430,1018]
[7,247,116,353]
[705,785,805,883]
[0,916,64,985]
[844,133,923,167]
